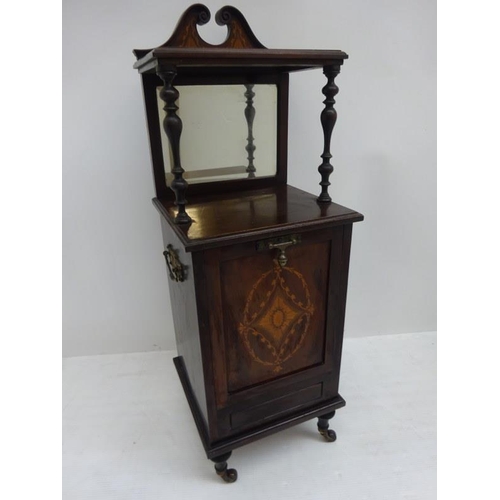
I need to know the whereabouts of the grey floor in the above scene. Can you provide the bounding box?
[62,331,436,500]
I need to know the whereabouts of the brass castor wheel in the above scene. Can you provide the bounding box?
[211,452,237,483]
[318,428,337,442]
[216,465,238,483]
[317,410,337,442]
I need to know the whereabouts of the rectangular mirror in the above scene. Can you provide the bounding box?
[156,84,278,184]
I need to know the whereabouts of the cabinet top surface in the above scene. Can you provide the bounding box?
[154,185,363,251]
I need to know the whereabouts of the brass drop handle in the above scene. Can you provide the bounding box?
[268,237,299,267]
[163,244,186,282]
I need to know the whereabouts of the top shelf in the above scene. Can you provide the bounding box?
[133,4,347,75]
[134,48,348,74]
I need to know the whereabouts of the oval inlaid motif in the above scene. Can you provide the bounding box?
[238,261,315,372]
[272,309,285,328]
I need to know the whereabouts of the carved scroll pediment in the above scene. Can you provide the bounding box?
[133,4,266,59]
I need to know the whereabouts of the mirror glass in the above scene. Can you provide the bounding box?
[156,84,278,184]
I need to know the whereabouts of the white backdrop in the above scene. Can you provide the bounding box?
[63,0,436,357]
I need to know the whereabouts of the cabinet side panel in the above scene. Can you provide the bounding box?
[331,223,353,395]
[160,218,208,423]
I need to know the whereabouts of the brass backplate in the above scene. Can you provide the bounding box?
[163,244,186,282]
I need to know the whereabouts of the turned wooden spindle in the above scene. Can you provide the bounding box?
[157,66,192,224]
[244,83,256,178]
[317,64,341,203]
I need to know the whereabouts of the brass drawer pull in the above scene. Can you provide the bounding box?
[257,235,301,267]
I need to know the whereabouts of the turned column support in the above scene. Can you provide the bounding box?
[317,64,341,204]
[157,65,192,225]
[244,83,256,178]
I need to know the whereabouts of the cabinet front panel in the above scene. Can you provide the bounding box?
[220,239,331,394]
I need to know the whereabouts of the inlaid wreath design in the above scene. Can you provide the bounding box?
[238,261,315,373]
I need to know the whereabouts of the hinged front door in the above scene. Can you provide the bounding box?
[197,225,351,439]
[221,235,330,393]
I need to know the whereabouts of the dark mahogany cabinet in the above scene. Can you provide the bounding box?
[134,4,363,482]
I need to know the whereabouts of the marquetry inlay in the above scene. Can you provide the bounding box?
[238,261,315,372]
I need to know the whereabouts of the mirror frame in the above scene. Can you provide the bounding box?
[140,72,288,200]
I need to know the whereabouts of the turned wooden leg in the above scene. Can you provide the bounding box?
[210,452,238,483]
[317,410,337,442]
